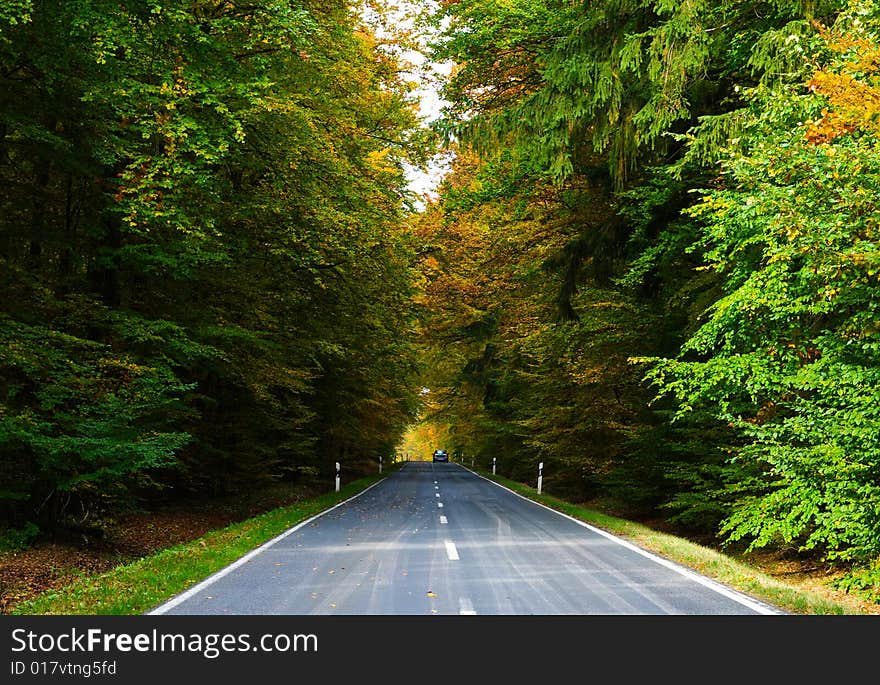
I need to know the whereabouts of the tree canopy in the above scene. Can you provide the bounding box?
[417,0,880,598]
[3,0,880,604]
[1,0,424,536]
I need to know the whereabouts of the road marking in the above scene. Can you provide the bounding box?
[437,502,443,508]
[147,479,389,615]
[459,597,476,615]
[435,493,440,497]
[461,464,783,615]
[434,485,439,489]
[439,515,448,524]
[444,540,460,561]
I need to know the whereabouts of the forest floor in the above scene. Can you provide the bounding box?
[0,481,324,615]
[733,547,880,615]
[2,482,878,615]
[627,514,880,616]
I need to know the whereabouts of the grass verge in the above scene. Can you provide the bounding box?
[12,464,864,616]
[475,470,864,615]
[11,474,386,616]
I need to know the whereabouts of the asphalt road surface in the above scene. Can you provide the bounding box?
[150,463,781,615]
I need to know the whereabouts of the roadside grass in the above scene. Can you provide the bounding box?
[11,474,388,616]
[475,470,863,616]
[11,463,864,616]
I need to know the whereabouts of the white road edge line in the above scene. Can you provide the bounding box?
[146,475,393,615]
[459,464,782,616]
[445,540,460,561]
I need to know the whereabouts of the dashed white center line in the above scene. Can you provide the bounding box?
[459,597,477,615]
[437,502,443,508]
[435,493,440,498]
[444,540,460,561]
[439,515,448,524]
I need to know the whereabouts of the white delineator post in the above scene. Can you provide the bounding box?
[537,462,544,495]
[379,456,383,474]
[492,457,496,475]
[335,462,341,493]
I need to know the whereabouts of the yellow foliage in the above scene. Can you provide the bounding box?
[365,147,397,176]
[805,27,880,143]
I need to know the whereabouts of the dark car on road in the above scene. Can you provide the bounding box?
[432,449,449,463]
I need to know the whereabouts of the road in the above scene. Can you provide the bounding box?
[149,462,780,615]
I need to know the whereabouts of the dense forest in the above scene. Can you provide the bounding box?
[416,0,880,598]
[2,0,879,603]
[0,1,425,544]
